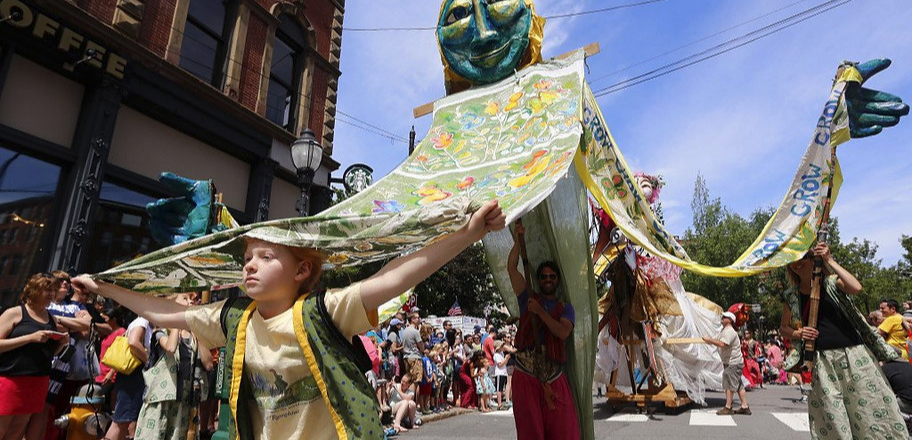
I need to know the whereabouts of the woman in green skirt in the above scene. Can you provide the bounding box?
[780,242,906,440]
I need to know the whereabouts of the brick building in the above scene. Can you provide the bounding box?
[0,0,345,305]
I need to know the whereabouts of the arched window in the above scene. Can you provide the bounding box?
[179,0,238,87]
[266,15,308,130]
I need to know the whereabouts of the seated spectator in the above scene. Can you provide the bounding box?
[389,374,419,433]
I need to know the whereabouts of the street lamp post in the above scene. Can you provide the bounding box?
[290,129,324,217]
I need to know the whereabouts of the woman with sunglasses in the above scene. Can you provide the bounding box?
[0,273,69,440]
[779,241,906,439]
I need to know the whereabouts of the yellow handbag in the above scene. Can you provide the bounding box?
[101,335,142,374]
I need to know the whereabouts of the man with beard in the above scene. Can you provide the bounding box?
[506,222,578,440]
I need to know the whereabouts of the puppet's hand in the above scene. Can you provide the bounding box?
[845,59,909,138]
[146,172,214,246]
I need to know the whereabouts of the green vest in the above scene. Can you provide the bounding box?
[220,291,381,440]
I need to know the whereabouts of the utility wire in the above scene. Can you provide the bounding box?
[592,0,852,97]
[342,0,668,32]
[588,0,811,85]
[337,110,408,142]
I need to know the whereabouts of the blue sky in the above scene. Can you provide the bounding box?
[333,0,912,266]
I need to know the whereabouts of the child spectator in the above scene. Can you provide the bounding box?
[418,348,436,414]
[75,201,505,440]
[493,340,510,410]
[475,358,495,412]
[433,343,451,411]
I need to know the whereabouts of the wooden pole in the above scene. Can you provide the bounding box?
[515,219,533,289]
[802,148,837,370]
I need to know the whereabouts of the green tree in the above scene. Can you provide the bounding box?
[681,174,773,311]
[414,243,508,326]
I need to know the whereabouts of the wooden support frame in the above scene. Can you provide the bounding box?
[412,42,601,118]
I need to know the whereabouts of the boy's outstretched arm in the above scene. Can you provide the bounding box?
[71,276,190,330]
[360,200,506,311]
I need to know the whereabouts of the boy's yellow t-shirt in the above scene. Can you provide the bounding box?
[185,284,372,440]
[879,313,909,359]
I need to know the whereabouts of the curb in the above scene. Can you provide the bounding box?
[420,408,475,424]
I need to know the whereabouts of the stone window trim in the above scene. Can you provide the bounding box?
[256,1,317,136]
[167,0,242,91]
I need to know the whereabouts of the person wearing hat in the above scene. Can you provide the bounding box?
[387,318,404,381]
[703,311,750,415]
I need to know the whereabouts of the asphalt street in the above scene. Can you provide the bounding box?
[405,386,814,439]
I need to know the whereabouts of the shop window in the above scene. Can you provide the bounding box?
[266,15,309,130]
[87,182,161,273]
[179,0,237,88]
[0,146,61,307]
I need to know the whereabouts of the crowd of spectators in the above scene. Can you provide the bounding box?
[361,313,516,436]
[0,271,517,440]
[0,272,219,440]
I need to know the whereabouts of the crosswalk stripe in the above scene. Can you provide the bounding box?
[605,413,650,422]
[482,408,514,417]
[689,410,737,426]
[771,412,810,432]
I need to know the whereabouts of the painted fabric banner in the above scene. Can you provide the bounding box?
[578,70,854,277]
[99,50,858,289]
[98,53,588,292]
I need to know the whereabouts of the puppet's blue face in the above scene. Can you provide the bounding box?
[437,0,532,85]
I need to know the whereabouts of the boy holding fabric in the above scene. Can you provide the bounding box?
[74,201,504,440]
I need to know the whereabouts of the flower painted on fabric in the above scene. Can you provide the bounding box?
[533,79,553,90]
[413,185,452,205]
[354,242,373,252]
[456,176,475,190]
[539,90,561,105]
[474,175,498,190]
[544,151,574,178]
[459,112,485,130]
[328,253,349,266]
[372,200,404,214]
[416,155,429,163]
[509,151,552,188]
[522,150,548,170]
[484,101,500,116]
[432,132,454,150]
[528,98,546,114]
[504,91,524,112]
[603,175,628,199]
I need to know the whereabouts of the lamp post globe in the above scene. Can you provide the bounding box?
[291,129,324,216]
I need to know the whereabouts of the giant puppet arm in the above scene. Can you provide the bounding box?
[845,59,910,138]
[145,172,238,246]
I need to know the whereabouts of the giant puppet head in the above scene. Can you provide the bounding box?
[436,0,545,94]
